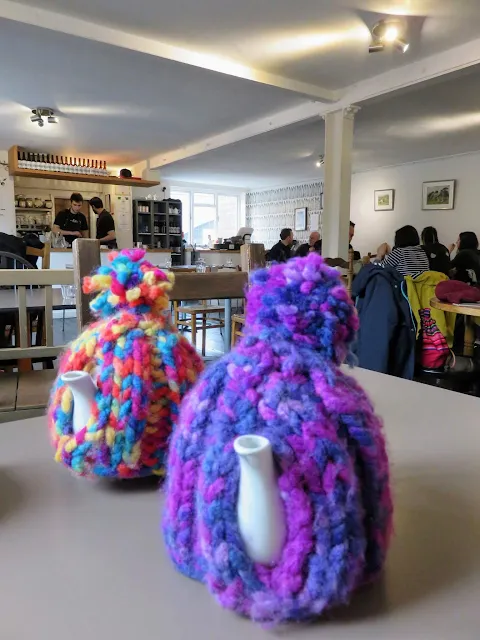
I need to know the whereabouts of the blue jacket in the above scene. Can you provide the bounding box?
[352,264,416,379]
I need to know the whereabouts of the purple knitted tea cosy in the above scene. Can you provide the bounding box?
[163,253,393,625]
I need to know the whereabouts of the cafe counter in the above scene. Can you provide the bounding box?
[50,247,173,269]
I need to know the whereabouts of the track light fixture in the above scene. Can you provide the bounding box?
[315,154,325,168]
[369,19,409,54]
[30,107,59,128]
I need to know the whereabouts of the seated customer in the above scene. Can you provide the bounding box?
[267,228,294,263]
[421,226,450,275]
[295,231,320,258]
[376,225,429,278]
[450,231,480,284]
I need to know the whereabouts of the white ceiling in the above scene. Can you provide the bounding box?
[9,0,480,89]
[1,1,480,182]
[0,18,304,164]
[160,66,480,188]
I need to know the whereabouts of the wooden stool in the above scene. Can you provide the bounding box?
[173,300,225,356]
[231,313,245,346]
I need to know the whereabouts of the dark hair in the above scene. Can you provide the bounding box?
[70,192,83,204]
[296,243,310,257]
[421,226,439,245]
[313,240,323,254]
[394,225,420,248]
[280,228,292,241]
[349,221,355,228]
[89,197,104,209]
[120,168,132,178]
[458,231,479,251]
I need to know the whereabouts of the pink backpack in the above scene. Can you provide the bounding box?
[419,308,450,370]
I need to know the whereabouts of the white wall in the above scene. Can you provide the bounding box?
[351,152,480,256]
[0,150,15,235]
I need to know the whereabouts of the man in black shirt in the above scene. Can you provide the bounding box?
[53,193,89,246]
[89,197,117,249]
[267,228,294,263]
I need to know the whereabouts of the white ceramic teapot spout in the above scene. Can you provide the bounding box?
[60,371,97,434]
[233,435,286,565]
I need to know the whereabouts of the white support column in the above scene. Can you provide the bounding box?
[322,106,359,260]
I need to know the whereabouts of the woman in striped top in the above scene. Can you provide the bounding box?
[376,225,430,278]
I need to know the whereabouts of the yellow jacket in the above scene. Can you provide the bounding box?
[405,271,456,347]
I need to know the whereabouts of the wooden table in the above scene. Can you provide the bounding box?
[0,367,479,639]
[431,296,480,356]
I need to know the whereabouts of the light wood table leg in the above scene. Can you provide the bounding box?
[464,317,475,357]
[191,314,197,350]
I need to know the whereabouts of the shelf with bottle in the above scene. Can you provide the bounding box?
[16,208,51,213]
[17,150,110,177]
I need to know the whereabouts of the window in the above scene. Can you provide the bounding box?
[171,191,191,243]
[171,188,240,246]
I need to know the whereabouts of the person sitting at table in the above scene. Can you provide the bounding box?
[295,230,320,257]
[267,228,294,262]
[421,226,451,275]
[53,193,89,246]
[376,225,430,278]
[449,231,480,284]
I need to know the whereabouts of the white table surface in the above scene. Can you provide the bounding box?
[1,367,479,639]
[0,288,75,311]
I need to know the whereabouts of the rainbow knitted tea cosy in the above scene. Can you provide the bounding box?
[163,252,393,625]
[48,249,203,478]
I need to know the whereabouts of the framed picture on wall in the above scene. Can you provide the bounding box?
[422,180,455,210]
[374,189,395,211]
[294,207,307,231]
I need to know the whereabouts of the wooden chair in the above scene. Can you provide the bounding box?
[173,299,225,356]
[0,268,74,422]
[170,271,247,355]
[231,313,246,347]
[324,248,354,295]
[230,244,266,346]
[170,267,228,356]
[26,242,51,269]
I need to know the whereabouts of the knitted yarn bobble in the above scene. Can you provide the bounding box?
[163,253,392,625]
[48,249,203,478]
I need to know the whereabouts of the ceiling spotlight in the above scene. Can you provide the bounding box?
[315,154,325,167]
[30,107,59,128]
[369,19,409,54]
[384,25,399,43]
[368,42,385,53]
[395,38,409,53]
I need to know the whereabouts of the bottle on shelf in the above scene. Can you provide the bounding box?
[102,160,108,176]
[17,150,25,169]
[81,158,86,174]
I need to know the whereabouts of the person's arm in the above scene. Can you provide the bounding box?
[80,214,89,238]
[98,230,116,244]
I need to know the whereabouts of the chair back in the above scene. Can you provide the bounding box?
[72,239,101,331]
[26,242,51,269]
[240,243,265,273]
[324,248,354,295]
[0,251,34,270]
[0,269,74,360]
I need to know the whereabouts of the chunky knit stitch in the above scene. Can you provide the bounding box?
[48,249,203,478]
[163,253,392,625]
